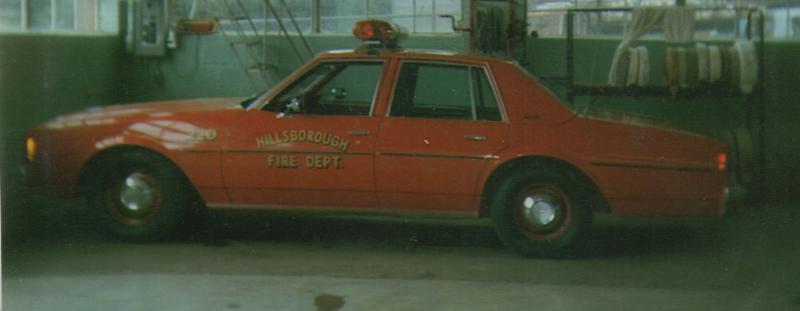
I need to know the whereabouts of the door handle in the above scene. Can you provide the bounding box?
[348,130,370,136]
[464,135,487,141]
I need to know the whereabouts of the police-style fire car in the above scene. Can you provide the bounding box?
[26,20,731,257]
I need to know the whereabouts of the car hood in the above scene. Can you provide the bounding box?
[42,97,244,129]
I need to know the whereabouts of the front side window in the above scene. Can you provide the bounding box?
[267,61,384,116]
[390,62,502,121]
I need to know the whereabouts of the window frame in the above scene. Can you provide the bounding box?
[0,0,117,33]
[386,59,507,123]
[527,0,800,40]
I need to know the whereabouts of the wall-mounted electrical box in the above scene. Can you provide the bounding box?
[126,0,168,57]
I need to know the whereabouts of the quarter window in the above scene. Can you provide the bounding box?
[472,66,502,121]
[390,62,502,121]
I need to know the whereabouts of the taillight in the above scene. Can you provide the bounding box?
[716,152,727,171]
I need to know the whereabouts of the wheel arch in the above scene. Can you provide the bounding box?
[479,156,610,217]
[77,145,201,204]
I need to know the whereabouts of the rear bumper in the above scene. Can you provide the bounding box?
[721,182,749,215]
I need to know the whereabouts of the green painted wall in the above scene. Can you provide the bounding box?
[759,42,800,197]
[0,33,123,210]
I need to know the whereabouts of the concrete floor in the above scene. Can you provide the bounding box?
[3,197,800,311]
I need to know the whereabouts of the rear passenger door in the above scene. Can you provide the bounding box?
[374,61,510,212]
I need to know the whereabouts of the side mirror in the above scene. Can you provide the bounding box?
[277,97,302,119]
[330,87,347,100]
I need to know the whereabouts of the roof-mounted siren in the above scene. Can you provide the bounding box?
[353,19,406,53]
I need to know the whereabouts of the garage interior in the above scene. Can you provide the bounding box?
[1,0,799,310]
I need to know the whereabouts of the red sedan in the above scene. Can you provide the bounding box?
[25,21,730,257]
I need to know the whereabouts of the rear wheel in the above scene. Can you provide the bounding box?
[491,167,592,258]
[87,151,193,240]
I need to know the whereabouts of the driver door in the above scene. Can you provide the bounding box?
[222,60,386,209]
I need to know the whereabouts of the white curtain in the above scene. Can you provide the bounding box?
[607,7,696,86]
[664,7,696,43]
[608,7,665,86]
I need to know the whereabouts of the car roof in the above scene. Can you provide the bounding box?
[315,48,515,65]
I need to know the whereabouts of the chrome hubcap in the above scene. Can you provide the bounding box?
[119,173,156,215]
[520,191,564,231]
[523,195,557,226]
[513,185,571,240]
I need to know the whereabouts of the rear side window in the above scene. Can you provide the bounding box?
[390,62,502,121]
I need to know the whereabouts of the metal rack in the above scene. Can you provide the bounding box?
[217,0,313,92]
[543,6,767,203]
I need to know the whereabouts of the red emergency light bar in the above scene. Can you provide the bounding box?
[352,19,403,46]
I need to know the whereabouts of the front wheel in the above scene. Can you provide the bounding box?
[491,168,592,258]
[87,151,193,240]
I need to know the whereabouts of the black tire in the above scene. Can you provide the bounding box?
[491,167,592,258]
[86,150,193,240]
